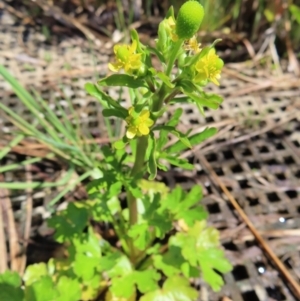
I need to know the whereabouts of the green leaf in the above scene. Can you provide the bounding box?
[163,155,194,170]
[23,263,49,286]
[73,253,99,281]
[0,270,22,287]
[0,271,24,301]
[290,4,300,24]
[161,185,207,226]
[85,83,123,109]
[0,284,24,301]
[166,127,217,154]
[102,108,127,119]
[156,21,168,57]
[156,72,174,88]
[171,221,232,291]
[154,125,191,149]
[114,138,127,149]
[147,46,165,64]
[167,108,183,127]
[47,202,89,242]
[134,270,160,293]
[153,245,185,277]
[140,275,198,301]
[56,276,81,301]
[176,79,198,93]
[98,74,147,88]
[25,276,58,301]
[185,91,223,110]
[156,108,183,152]
[128,223,151,250]
[81,274,102,301]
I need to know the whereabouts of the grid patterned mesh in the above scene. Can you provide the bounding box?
[1,8,300,301]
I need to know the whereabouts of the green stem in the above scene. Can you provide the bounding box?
[127,135,148,262]
[165,39,183,77]
[128,136,148,224]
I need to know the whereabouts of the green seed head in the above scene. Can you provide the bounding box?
[176,1,204,40]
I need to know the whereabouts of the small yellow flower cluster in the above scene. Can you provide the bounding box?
[194,48,224,86]
[184,36,201,54]
[165,17,178,42]
[108,41,142,74]
[125,107,154,139]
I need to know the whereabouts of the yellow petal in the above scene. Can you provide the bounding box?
[130,40,137,52]
[126,126,137,139]
[138,124,150,135]
[108,62,123,72]
[128,107,134,115]
[145,119,154,127]
[139,110,150,120]
[210,77,220,86]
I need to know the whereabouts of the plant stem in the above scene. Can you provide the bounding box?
[128,135,148,226]
[127,135,148,263]
[165,40,183,77]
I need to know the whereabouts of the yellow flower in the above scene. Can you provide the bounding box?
[108,41,142,74]
[184,35,201,54]
[194,48,224,86]
[166,17,178,42]
[125,107,154,139]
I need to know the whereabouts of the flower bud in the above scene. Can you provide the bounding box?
[176,1,204,40]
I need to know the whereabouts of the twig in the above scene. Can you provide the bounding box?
[198,154,300,298]
[0,175,22,272]
[200,111,298,154]
[33,0,102,47]
[19,165,33,275]
[0,189,8,272]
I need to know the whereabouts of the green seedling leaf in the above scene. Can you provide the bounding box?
[114,138,127,150]
[140,275,198,301]
[81,274,102,301]
[134,270,160,293]
[128,223,150,250]
[23,263,48,286]
[199,250,233,291]
[153,245,185,277]
[0,270,22,287]
[290,4,300,24]
[72,227,102,258]
[47,202,89,242]
[171,221,232,291]
[98,74,147,88]
[161,185,207,226]
[110,269,160,298]
[0,271,24,301]
[166,127,217,154]
[56,276,81,301]
[73,253,99,281]
[25,276,58,301]
[0,284,24,301]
